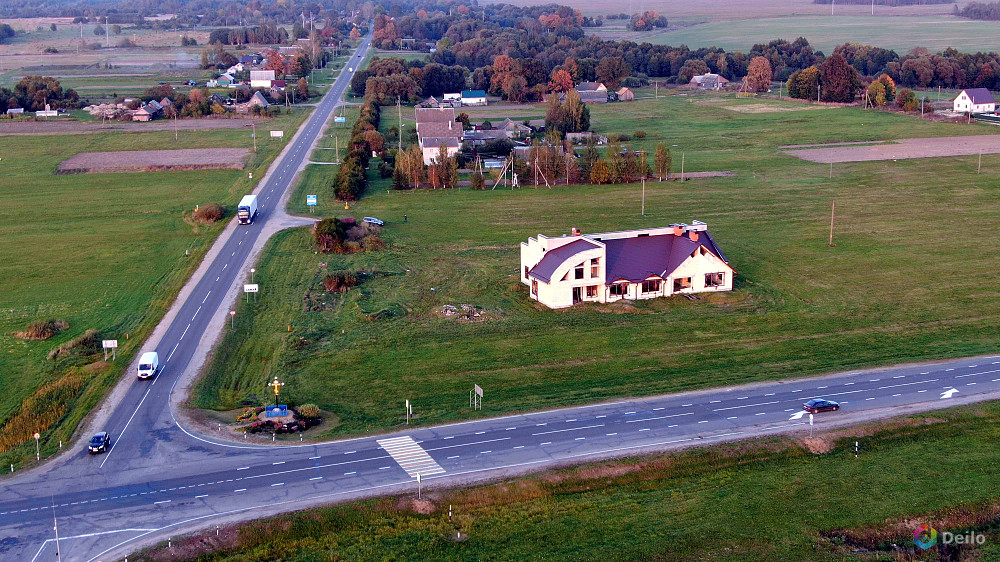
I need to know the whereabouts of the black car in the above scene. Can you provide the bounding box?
[88,432,110,454]
[802,399,840,413]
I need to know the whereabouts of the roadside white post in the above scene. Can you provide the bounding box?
[417,472,421,499]
[855,441,859,458]
[405,399,410,425]
[34,432,40,461]
[809,413,814,438]
[250,268,256,284]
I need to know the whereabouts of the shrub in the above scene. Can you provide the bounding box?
[43,47,59,54]
[15,318,68,340]
[193,203,225,223]
[471,172,485,190]
[297,403,320,419]
[344,241,362,253]
[610,133,631,142]
[323,271,358,292]
[47,329,102,360]
[633,130,647,139]
[361,235,386,251]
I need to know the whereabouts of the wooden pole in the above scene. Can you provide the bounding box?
[397,96,402,154]
[829,199,836,247]
[829,161,832,178]
[978,150,982,174]
[335,135,339,163]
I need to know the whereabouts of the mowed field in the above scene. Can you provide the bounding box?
[645,15,1000,54]
[194,91,1000,440]
[0,109,310,467]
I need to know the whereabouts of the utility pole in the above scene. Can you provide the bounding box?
[641,176,645,216]
[978,150,982,174]
[51,501,62,562]
[829,199,836,246]
[252,121,257,152]
[105,16,109,48]
[680,153,685,181]
[397,96,402,154]
[335,134,340,163]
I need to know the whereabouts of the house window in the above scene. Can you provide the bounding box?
[609,282,627,297]
[705,272,725,287]
[642,279,661,293]
[673,277,692,292]
[531,280,538,296]
[524,266,529,279]
[591,258,600,278]
[575,263,584,280]
[586,285,598,298]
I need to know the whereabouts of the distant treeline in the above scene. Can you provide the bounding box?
[958,1,1000,19]
[208,24,288,46]
[812,0,953,4]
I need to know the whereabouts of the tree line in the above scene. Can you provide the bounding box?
[334,100,382,201]
[1,76,80,112]
[959,1,1000,19]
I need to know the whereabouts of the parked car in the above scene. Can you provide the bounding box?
[802,399,840,413]
[363,217,384,226]
[88,432,110,454]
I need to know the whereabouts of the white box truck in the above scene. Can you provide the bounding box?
[238,194,258,225]
[137,351,159,379]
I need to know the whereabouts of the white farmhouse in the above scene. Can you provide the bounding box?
[521,222,734,309]
[953,88,996,114]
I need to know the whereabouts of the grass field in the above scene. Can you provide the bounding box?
[645,15,1000,54]
[192,92,1000,439]
[503,0,967,21]
[139,402,1000,560]
[0,108,312,468]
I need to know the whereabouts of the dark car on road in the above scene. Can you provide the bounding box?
[88,432,110,454]
[802,399,840,413]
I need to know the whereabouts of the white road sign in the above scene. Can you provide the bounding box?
[102,340,118,349]
[244,284,259,293]
[307,194,317,206]
[270,130,284,138]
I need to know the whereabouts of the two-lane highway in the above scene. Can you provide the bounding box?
[4,349,1000,560]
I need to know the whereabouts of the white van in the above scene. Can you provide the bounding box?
[137,351,159,379]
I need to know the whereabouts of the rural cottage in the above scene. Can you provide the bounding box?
[521,222,734,309]
[953,88,996,114]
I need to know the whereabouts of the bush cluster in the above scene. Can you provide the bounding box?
[323,271,358,292]
[15,318,68,340]
[193,203,225,224]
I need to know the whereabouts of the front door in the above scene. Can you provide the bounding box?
[572,286,582,304]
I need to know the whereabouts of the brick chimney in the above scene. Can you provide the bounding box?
[688,230,699,242]
[571,227,581,236]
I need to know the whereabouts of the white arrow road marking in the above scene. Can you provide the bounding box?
[941,388,959,399]
[788,410,808,420]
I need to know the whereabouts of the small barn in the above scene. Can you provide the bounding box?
[953,88,996,114]
[617,87,634,101]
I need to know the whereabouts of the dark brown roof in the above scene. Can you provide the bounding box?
[528,239,601,283]
[603,232,728,283]
[416,120,461,142]
[415,107,456,124]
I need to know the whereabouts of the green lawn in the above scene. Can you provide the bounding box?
[193,93,1000,439]
[140,402,1000,561]
[646,15,1000,54]
[0,108,312,468]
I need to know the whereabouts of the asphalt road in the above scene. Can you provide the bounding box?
[3,37,1000,562]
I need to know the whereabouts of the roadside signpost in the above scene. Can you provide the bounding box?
[33,432,40,461]
[334,116,346,123]
[405,399,412,425]
[230,310,236,328]
[269,130,284,138]
[102,339,117,361]
[244,283,259,302]
[307,195,317,212]
[470,384,483,410]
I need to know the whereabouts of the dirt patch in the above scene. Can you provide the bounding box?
[783,135,1000,163]
[12,318,68,340]
[397,497,438,515]
[0,118,256,136]
[799,436,832,454]
[720,103,831,113]
[57,148,251,174]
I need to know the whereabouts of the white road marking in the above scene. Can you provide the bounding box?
[607,432,618,436]
[192,306,201,320]
[166,343,179,362]
[698,420,709,424]
[99,386,153,469]
[237,467,249,471]
[377,436,446,477]
[514,445,524,449]
[627,412,694,423]
[153,500,171,505]
[202,291,211,303]
[271,482,284,487]
[180,324,189,340]
[310,456,321,459]
[532,424,604,436]
[273,461,285,465]
[540,442,552,446]
[195,494,208,499]
[344,472,356,476]
[235,489,247,492]
[310,477,323,481]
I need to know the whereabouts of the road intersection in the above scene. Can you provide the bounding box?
[2,34,1000,562]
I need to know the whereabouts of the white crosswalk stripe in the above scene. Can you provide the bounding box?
[376,436,446,478]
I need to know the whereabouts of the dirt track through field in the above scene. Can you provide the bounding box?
[0,119,256,136]
[57,148,251,174]
[782,135,1000,163]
